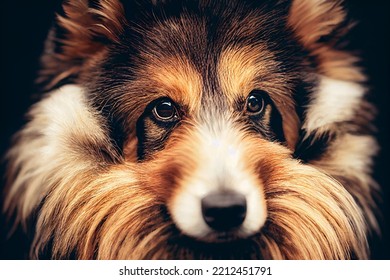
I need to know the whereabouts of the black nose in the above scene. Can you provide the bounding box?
[201,191,247,231]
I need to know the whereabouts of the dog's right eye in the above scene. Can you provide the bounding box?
[153,99,178,121]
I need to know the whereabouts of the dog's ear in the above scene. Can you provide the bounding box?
[39,0,127,89]
[287,0,363,81]
[57,0,125,57]
[288,0,347,49]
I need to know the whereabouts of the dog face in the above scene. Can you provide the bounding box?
[3,0,378,259]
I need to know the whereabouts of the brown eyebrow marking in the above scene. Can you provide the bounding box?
[217,45,276,103]
[217,46,300,149]
[142,55,203,113]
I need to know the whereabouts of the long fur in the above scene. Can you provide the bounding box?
[3,0,379,259]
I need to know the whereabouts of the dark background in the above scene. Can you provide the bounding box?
[0,1,389,259]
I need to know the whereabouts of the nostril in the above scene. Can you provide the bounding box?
[201,191,247,231]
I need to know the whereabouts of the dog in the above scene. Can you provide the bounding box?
[2,0,380,259]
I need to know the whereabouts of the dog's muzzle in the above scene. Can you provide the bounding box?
[168,121,267,242]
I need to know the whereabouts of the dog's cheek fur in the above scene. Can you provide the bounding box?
[31,117,368,259]
[3,85,174,259]
[3,85,120,229]
[287,0,379,236]
[234,137,368,259]
[33,166,176,259]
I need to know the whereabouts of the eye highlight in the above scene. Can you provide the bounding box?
[152,99,178,121]
[246,90,265,115]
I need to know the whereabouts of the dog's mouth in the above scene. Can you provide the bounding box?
[172,230,264,259]
[197,229,257,243]
[213,232,240,242]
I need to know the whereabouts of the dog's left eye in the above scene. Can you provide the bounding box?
[153,99,178,121]
[246,91,265,115]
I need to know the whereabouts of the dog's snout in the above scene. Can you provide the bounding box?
[201,191,247,231]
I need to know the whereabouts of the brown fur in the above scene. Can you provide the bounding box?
[3,0,379,260]
[288,0,365,81]
[218,46,300,149]
[30,125,367,259]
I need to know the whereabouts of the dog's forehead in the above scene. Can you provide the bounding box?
[137,19,283,113]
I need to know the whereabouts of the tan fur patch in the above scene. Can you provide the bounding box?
[218,46,300,149]
[121,56,202,160]
[218,46,272,102]
[143,56,203,112]
[315,47,366,81]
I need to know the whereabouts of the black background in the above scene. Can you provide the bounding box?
[0,0,389,259]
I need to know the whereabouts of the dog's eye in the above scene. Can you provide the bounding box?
[246,91,265,115]
[153,99,177,121]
